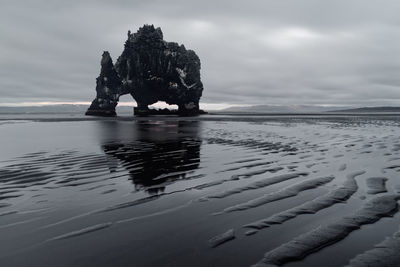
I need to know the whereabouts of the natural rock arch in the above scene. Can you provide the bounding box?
[86,25,204,116]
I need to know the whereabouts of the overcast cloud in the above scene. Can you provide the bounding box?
[1,0,400,107]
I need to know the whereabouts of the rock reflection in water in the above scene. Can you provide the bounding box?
[100,120,202,194]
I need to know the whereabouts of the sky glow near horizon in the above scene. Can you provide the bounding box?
[0,101,236,110]
[1,0,400,107]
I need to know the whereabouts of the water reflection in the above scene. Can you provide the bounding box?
[99,120,202,194]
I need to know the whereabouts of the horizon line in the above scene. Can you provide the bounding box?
[0,101,249,110]
[0,101,396,109]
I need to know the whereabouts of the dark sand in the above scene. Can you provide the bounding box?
[1,114,400,266]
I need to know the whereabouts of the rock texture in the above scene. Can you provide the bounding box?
[86,25,204,116]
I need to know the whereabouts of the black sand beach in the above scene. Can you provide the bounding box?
[1,114,400,266]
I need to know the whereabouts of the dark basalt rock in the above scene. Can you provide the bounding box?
[86,51,121,116]
[86,25,204,116]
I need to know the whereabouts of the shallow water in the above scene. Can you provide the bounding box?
[0,114,400,266]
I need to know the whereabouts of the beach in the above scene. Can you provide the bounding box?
[1,114,400,266]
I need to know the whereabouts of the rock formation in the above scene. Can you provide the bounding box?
[86,25,204,116]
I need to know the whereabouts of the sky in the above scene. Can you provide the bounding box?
[1,0,400,109]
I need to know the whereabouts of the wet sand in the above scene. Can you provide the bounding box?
[0,114,400,266]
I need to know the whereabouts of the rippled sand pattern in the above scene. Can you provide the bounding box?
[1,115,400,266]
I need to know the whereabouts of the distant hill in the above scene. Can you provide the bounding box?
[329,106,400,113]
[217,105,349,114]
[0,104,133,114]
[217,105,400,114]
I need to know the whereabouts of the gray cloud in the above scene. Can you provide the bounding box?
[1,0,400,107]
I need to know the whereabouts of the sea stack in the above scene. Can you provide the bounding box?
[86,25,204,116]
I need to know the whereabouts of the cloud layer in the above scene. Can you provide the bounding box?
[1,0,400,106]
